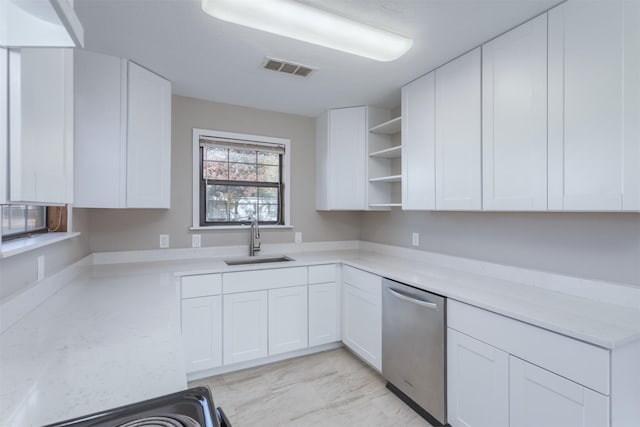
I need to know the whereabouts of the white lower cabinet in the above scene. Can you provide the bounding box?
[223,290,268,364]
[447,328,509,427]
[309,282,339,346]
[181,296,222,373]
[268,286,308,355]
[510,357,609,427]
[342,266,381,371]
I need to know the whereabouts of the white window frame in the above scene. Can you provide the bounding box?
[191,128,292,230]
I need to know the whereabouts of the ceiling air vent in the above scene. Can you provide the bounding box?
[263,57,316,78]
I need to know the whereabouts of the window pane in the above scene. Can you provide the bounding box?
[206,201,229,222]
[203,160,228,180]
[258,187,278,204]
[229,163,257,181]
[257,165,279,183]
[204,146,228,161]
[258,204,279,222]
[257,152,279,165]
[229,149,256,164]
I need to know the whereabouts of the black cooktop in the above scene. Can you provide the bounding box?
[44,387,229,427]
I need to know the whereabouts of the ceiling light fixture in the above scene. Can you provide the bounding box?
[201,0,413,62]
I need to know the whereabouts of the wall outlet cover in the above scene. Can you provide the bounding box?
[294,232,302,243]
[192,234,201,248]
[159,234,170,249]
[412,232,420,247]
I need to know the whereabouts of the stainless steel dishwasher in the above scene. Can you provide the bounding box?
[382,278,446,426]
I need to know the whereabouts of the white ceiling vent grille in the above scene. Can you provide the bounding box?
[263,57,316,78]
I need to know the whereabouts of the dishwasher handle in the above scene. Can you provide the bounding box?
[386,288,439,310]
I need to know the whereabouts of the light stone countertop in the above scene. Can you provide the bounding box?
[1,246,639,426]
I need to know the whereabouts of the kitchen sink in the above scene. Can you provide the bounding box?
[224,255,295,266]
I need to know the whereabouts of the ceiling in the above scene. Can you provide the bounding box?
[75,0,561,117]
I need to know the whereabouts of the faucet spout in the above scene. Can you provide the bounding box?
[249,218,261,256]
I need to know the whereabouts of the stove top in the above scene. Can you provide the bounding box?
[45,387,229,427]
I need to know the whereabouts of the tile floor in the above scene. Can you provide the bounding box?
[189,348,432,427]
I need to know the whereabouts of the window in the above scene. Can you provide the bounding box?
[193,129,291,228]
[1,205,47,240]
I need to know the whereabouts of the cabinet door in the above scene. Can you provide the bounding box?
[482,14,547,211]
[126,61,171,208]
[309,282,338,347]
[74,49,126,208]
[447,328,509,427]
[223,290,268,364]
[548,1,640,211]
[9,48,73,204]
[1,47,7,204]
[342,282,381,371]
[268,286,308,355]
[435,48,481,210]
[326,106,367,210]
[181,295,222,373]
[402,72,435,210]
[510,356,609,427]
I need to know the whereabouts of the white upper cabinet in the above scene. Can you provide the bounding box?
[435,48,482,210]
[8,48,74,205]
[316,106,367,210]
[401,72,435,210]
[126,62,172,208]
[74,50,172,208]
[548,1,640,211]
[1,48,8,204]
[482,14,548,211]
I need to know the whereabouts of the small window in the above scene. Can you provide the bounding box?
[1,205,47,240]
[194,129,290,228]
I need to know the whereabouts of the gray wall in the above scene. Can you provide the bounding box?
[85,95,362,252]
[361,210,640,287]
[0,208,90,299]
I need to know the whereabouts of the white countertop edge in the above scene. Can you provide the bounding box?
[0,232,81,258]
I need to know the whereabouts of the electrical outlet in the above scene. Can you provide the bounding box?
[159,234,170,249]
[294,232,302,243]
[412,232,420,247]
[192,234,201,248]
[37,255,45,281]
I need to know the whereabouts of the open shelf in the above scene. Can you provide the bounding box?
[369,145,402,159]
[368,116,401,135]
[369,203,402,207]
[369,174,402,183]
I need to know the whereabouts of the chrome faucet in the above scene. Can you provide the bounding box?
[249,218,261,256]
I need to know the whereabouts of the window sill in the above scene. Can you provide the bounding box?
[189,225,294,231]
[0,232,81,258]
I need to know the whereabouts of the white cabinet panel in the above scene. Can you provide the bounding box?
[181,274,222,299]
[223,290,268,364]
[342,281,381,371]
[435,48,482,210]
[9,48,73,204]
[401,72,435,210]
[1,47,7,204]
[447,328,509,427]
[316,106,366,210]
[73,49,126,208]
[548,1,640,211]
[309,282,339,347]
[223,267,307,293]
[181,295,222,373]
[510,356,609,427]
[268,286,308,355]
[308,264,337,284]
[126,62,171,208]
[482,15,547,211]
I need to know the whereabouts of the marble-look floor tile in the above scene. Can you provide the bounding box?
[189,348,432,427]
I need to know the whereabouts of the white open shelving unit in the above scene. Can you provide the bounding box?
[367,115,402,208]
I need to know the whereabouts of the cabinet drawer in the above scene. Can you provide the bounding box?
[308,264,337,284]
[342,265,381,294]
[448,300,610,395]
[181,274,222,298]
[223,267,307,294]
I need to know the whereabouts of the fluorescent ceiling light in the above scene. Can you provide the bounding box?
[201,0,413,62]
